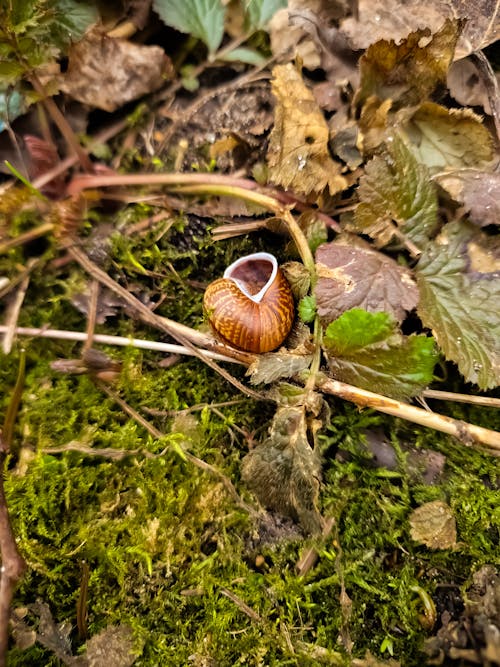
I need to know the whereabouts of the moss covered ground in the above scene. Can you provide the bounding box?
[1,204,499,666]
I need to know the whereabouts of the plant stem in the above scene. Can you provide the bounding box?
[29,74,94,173]
[320,377,500,453]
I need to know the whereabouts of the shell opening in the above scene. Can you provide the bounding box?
[223,252,278,303]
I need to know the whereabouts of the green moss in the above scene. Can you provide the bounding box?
[2,204,499,665]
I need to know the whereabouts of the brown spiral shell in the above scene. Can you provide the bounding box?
[203,252,294,353]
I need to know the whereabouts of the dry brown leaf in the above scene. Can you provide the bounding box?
[434,169,500,227]
[409,500,457,549]
[267,63,347,197]
[447,57,497,114]
[59,29,174,112]
[315,240,419,324]
[354,19,461,112]
[341,0,500,60]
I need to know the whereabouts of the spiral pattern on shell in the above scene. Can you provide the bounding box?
[203,252,295,353]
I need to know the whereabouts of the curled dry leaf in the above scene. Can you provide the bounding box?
[242,405,323,534]
[341,0,500,59]
[447,57,497,115]
[314,240,419,324]
[354,19,461,111]
[409,500,457,549]
[434,169,500,227]
[267,63,347,197]
[59,30,174,112]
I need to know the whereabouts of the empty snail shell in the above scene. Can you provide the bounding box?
[203,252,294,353]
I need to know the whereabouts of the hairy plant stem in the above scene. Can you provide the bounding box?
[29,74,94,173]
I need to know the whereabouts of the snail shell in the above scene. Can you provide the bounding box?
[203,252,294,353]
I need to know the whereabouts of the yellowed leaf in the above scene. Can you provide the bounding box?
[409,500,457,549]
[267,63,347,197]
[341,0,500,60]
[402,102,494,171]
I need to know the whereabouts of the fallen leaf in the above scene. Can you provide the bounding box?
[341,0,500,59]
[59,30,174,112]
[409,500,457,549]
[402,102,494,172]
[354,19,461,111]
[447,57,496,114]
[314,240,419,324]
[267,63,347,197]
[246,351,313,385]
[434,169,500,227]
[353,132,439,249]
[242,405,323,533]
[85,624,139,667]
[323,308,437,400]
[416,221,500,389]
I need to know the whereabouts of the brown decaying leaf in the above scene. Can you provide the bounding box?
[267,63,347,197]
[314,241,419,324]
[242,405,323,533]
[341,0,500,59]
[59,29,174,112]
[447,57,497,115]
[354,19,462,112]
[434,169,500,227]
[409,500,457,549]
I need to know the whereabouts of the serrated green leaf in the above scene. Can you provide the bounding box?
[221,46,265,65]
[416,221,500,389]
[298,295,316,324]
[153,0,225,54]
[244,0,287,30]
[51,0,98,44]
[241,405,322,533]
[323,309,394,354]
[353,132,438,249]
[323,308,437,400]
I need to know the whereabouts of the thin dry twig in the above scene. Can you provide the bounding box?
[0,325,242,363]
[66,243,263,399]
[320,378,500,454]
[0,356,27,667]
[422,389,500,409]
[2,261,36,354]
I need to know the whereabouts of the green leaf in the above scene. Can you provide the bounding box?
[353,132,438,249]
[323,309,437,400]
[416,221,500,389]
[51,0,98,44]
[298,295,316,323]
[324,309,393,354]
[221,46,265,65]
[244,0,287,30]
[153,0,225,54]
